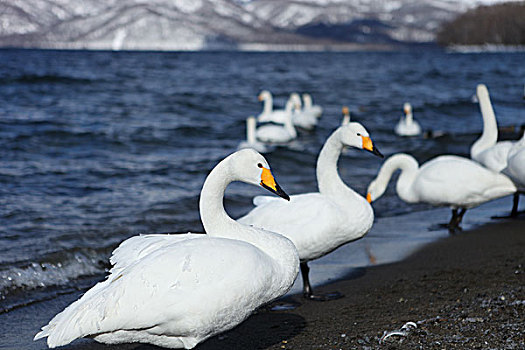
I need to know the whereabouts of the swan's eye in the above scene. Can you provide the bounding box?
[257,163,263,168]
[357,133,361,137]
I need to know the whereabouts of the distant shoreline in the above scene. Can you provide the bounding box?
[3,43,525,53]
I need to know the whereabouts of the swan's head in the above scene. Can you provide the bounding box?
[231,149,290,201]
[342,106,350,116]
[403,102,412,115]
[366,179,382,203]
[258,90,271,101]
[476,84,488,101]
[339,122,383,158]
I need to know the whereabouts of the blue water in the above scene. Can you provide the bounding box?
[0,49,524,348]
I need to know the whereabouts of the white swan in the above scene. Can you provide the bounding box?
[239,123,383,300]
[502,134,525,216]
[255,98,297,143]
[302,93,323,118]
[289,93,317,130]
[394,102,421,137]
[238,116,268,153]
[341,106,351,125]
[366,153,517,232]
[34,149,298,349]
[257,90,298,124]
[470,84,514,172]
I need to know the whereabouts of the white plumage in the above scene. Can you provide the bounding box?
[237,116,268,153]
[255,98,297,143]
[470,83,514,172]
[394,102,421,137]
[239,122,383,300]
[35,149,298,349]
[367,153,517,232]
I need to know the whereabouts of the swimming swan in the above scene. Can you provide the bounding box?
[290,93,317,130]
[302,93,323,118]
[239,122,383,300]
[256,98,297,143]
[34,149,298,349]
[341,106,351,125]
[367,153,516,232]
[470,84,514,172]
[394,102,421,137]
[257,90,299,125]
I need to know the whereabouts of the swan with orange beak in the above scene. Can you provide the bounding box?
[239,122,383,301]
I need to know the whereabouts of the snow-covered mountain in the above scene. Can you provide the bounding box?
[0,0,517,50]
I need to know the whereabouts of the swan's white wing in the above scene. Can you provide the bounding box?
[415,156,516,207]
[239,193,366,261]
[256,124,293,143]
[109,233,201,275]
[36,236,285,348]
[395,118,421,136]
[258,110,288,124]
[473,141,513,172]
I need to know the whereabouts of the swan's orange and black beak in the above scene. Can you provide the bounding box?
[366,192,372,203]
[260,167,290,201]
[258,94,264,101]
[361,136,383,158]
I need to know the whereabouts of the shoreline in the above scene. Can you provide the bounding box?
[5,214,524,349]
[200,217,524,349]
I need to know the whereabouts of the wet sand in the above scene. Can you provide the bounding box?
[198,217,524,350]
[27,216,524,350]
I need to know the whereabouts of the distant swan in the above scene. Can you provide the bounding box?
[255,98,297,143]
[238,116,268,153]
[290,93,317,130]
[394,102,421,136]
[257,90,298,125]
[367,153,516,232]
[302,93,323,118]
[341,106,351,125]
[35,149,298,349]
[239,123,383,300]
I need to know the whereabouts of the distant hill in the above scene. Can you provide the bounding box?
[437,1,525,46]
[0,0,518,50]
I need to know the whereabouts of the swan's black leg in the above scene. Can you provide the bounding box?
[511,193,520,217]
[300,262,343,301]
[448,208,465,234]
[457,208,467,225]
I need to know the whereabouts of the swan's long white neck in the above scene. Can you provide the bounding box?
[317,128,356,198]
[405,110,413,124]
[471,86,498,158]
[284,100,297,138]
[199,155,296,266]
[262,94,273,114]
[303,94,312,108]
[246,117,256,144]
[373,154,419,203]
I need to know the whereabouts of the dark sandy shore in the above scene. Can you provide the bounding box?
[198,217,525,350]
[39,217,525,350]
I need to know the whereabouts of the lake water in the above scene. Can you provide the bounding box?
[0,49,524,348]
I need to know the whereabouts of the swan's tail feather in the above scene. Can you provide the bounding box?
[33,279,113,348]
